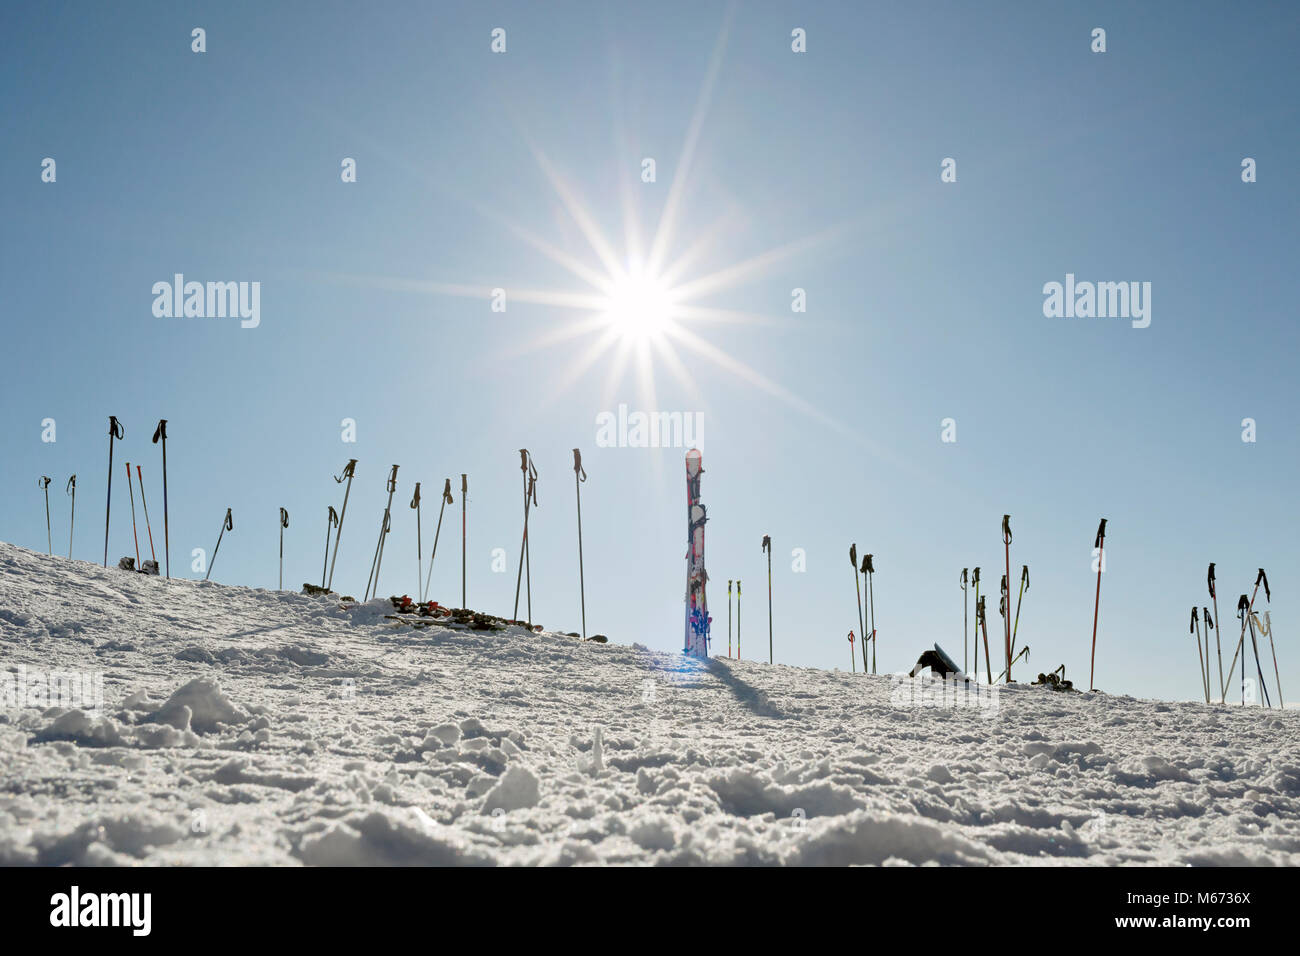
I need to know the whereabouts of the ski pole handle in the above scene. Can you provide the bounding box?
[328,505,339,528]
[1021,565,1029,589]
[1204,607,1213,630]
[410,482,421,509]
[1094,518,1107,547]
[1256,568,1270,602]
[972,566,980,585]
[850,543,857,567]
[386,464,399,492]
[109,416,124,439]
[864,554,874,574]
[573,448,586,480]
[1002,514,1012,544]
[66,475,76,494]
[1190,607,1198,633]
[223,508,233,531]
[959,567,967,589]
[461,474,468,494]
[39,476,51,490]
[762,534,771,554]
[280,507,289,529]
[151,419,166,444]
[1207,562,1216,598]
[442,478,454,504]
[335,458,357,482]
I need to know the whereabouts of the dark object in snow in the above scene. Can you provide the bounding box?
[302,583,332,596]
[140,559,160,575]
[587,634,608,644]
[909,643,965,680]
[118,556,135,571]
[1033,665,1076,692]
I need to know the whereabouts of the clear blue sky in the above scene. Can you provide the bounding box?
[3,1,1298,703]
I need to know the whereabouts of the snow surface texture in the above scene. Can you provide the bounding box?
[1,540,1298,866]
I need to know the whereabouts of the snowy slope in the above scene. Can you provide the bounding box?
[1,539,1298,866]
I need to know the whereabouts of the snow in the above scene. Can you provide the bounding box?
[1,539,1299,865]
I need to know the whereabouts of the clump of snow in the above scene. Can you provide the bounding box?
[147,678,247,734]
[482,765,541,814]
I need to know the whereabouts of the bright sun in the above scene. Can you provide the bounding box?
[604,266,675,341]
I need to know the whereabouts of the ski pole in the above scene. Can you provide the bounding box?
[364,464,399,602]
[136,466,156,564]
[422,479,453,603]
[851,544,865,666]
[762,534,773,664]
[1203,607,1214,706]
[279,507,289,590]
[1249,573,1283,708]
[513,450,538,623]
[151,419,168,578]
[728,580,733,658]
[864,553,876,674]
[1208,563,1226,703]
[1002,515,1013,681]
[1191,608,1209,703]
[1237,595,1249,705]
[960,568,969,675]
[39,476,52,555]
[848,630,856,673]
[410,482,423,600]
[1246,601,1271,708]
[978,595,992,685]
[206,508,233,581]
[103,416,123,566]
[322,506,338,587]
[1224,569,1268,694]
[999,574,1008,680]
[971,567,981,683]
[1263,610,1283,709]
[996,645,1029,683]
[125,462,140,566]
[326,459,357,592]
[461,474,468,608]
[573,449,588,639]
[1089,518,1107,691]
[1011,565,1028,657]
[65,475,76,558]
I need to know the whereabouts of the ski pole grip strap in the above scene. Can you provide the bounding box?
[224,508,233,531]
[1002,514,1012,544]
[1204,608,1213,628]
[152,419,166,443]
[1094,518,1107,546]
[66,475,76,493]
[109,416,124,439]
[39,476,51,489]
[1257,569,1270,601]
[329,505,338,525]
[280,508,289,528]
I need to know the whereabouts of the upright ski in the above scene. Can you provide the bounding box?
[683,449,710,659]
